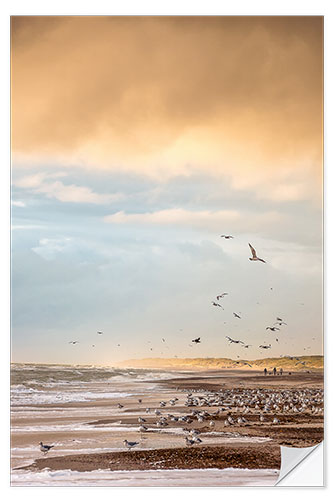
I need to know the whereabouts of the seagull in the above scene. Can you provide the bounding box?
[220,235,234,239]
[243,362,253,367]
[68,341,79,345]
[212,301,223,308]
[162,338,165,342]
[97,331,103,335]
[226,336,244,344]
[259,344,272,349]
[40,442,54,453]
[275,321,287,326]
[248,243,266,263]
[123,439,139,451]
[266,327,280,332]
[233,312,241,319]
[192,337,201,344]
[242,344,252,349]
[276,317,283,322]
[217,293,228,300]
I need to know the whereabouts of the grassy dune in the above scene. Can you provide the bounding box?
[116,355,323,371]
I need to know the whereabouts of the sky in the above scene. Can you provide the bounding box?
[10,16,323,365]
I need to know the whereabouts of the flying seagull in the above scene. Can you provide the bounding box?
[248,243,266,263]
[233,312,241,319]
[259,344,272,349]
[242,344,252,349]
[68,341,79,345]
[220,235,234,239]
[212,301,223,308]
[226,336,244,345]
[217,293,228,300]
[266,327,280,332]
[97,331,103,335]
[192,337,201,344]
[40,442,54,454]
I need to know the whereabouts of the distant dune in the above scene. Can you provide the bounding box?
[115,355,323,371]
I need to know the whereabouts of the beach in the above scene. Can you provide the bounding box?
[11,363,323,486]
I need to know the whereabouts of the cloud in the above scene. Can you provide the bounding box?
[12,224,45,230]
[104,207,282,233]
[105,208,239,226]
[13,173,124,205]
[11,200,26,207]
[32,237,74,260]
[11,16,323,200]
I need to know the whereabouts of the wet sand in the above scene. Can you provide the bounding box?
[16,369,323,476]
[21,442,281,473]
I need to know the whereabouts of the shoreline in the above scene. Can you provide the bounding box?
[11,367,323,484]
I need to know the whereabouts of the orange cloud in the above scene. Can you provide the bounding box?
[11,16,323,194]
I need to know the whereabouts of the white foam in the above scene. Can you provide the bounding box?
[11,467,279,486]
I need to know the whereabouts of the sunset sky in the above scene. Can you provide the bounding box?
[11,16,323,365]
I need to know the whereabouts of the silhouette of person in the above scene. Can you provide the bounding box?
[273,367,277,376]
[264,368,267,376]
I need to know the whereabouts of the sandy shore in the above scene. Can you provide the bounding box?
[19,442,281,472]
[14,369,323,477]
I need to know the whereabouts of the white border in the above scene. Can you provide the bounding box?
[2,2,332,499]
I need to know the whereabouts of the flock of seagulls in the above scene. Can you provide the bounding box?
[117,386,323,450]
[38,383,323,455]
[65,235,314,364]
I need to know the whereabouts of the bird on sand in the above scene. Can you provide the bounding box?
[40,442,54,454]
[124,439,139,451]
[248,243,266,263]
[220,235,234,239]
[192,337,201,344]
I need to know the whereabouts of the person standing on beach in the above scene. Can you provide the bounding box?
[264,368,267,376]
[273,367,277,376]
[280,368,283,376]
